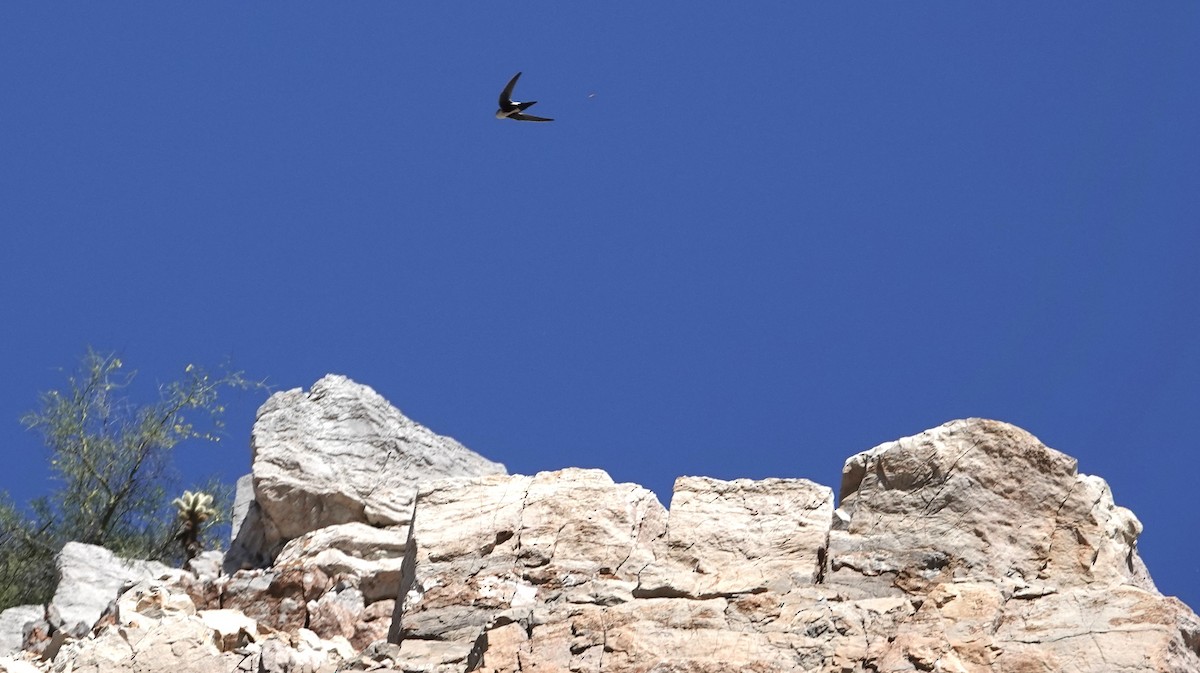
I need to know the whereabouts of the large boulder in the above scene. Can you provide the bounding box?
[828,418,1155,597]
[0,605,41,655]
[50,542,184,635]
[245,375,506,563]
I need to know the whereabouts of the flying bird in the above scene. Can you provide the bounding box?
[496,72,554,122]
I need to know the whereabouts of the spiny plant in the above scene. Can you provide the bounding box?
[172,490,218,563]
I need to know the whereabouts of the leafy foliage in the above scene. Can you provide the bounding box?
[0,349,262,611]
[0,494,57,611]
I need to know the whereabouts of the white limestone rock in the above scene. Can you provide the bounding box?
[225,473,270,571]
[50,542,185,634]
[54,579,354,673]
[229,473,256,542]
[116,578,196,630]
[395,638,473,670]
[53,614,231,673]
[395,470,838,672]
[0,656,42,673]
[992,585,1200,672]
[828,418,1154,597]
[388,420,1200,673]
[274,522,409,603]
[637,475,834,598]
[197,609,257,652]
[250,375,506,559]
[0,606,41,656]
[393,469,667,645]
[27,411,1199,673]
[185,550,224,581]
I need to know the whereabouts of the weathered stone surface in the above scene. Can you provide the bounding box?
[0,606,41,656]
[229,473,257,543]
[13,414,1199,673]
[639,475,834,598]
[394,639,472,672]
[307,585,363,645]
[115,579,196,629]
[0,655,44,673]
[50,542,185,634]
[224,472,273,571]
[389,420,1200,673]
[395,469,824,672]
[354,599,396,651]
[226,473,271,573]
[54,615,233,673]
[274,522,409,603]
[828,418,1154,597]
[175,570,222,611]
[394,468,666,645]
[337,640,408,671]
[306,586,393,652]
[49,579,357,673]
[186,550,224,582]
[249,375,507,560]
[454,577,1200,673]
[17,614,52,659]
[258,628,352,673]
[991,585,1200,672]
[221,567,331,632]
[196,609,257,652]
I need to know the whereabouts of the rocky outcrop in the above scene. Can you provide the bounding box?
[828,419,1155,598]
[274,522,409,603]
[385,418,1199,672]
[46,576,355,673]
[224,473,269,570]
[0,606,41,655]
[229,374,506,568]
[392,468,667,646]
[639,475,833,597]
[8,376,1197,673]
[50,542,184,635]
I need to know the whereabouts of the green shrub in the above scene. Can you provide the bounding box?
[0,349,262,611]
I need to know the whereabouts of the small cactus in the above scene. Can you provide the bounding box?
[173,490,216,522]
[172,490,217,563]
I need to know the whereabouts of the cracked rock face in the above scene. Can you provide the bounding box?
[393,468,669,646]
[15,408,1200,673]
[387,419,1199,673]
[50,542,185,636]
[829,418,1155,597]
[246,375,506,561]
[639,475,834,598]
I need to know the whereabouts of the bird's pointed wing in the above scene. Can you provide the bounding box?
[511,113,554,122]
[499,72,522,107]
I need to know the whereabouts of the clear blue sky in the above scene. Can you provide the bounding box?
[2,5,1197,608]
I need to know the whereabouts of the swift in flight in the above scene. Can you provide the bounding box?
[496,72,554,122]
